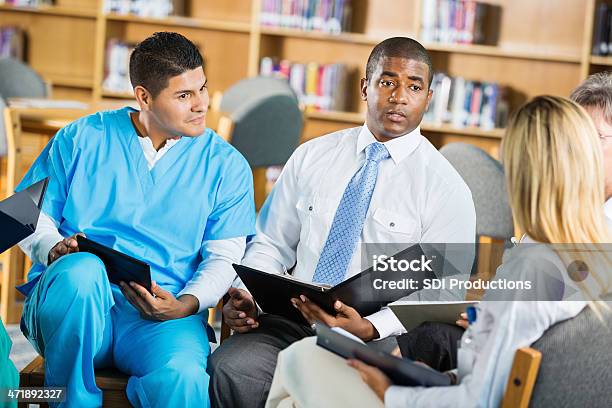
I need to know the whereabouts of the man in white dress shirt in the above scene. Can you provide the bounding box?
[208,37,476,408]
[570,71,612,222]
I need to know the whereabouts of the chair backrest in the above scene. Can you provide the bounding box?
[528,301,612,407]
[219,76,303,167]
[0,58,48,100]
[439,143,513,240]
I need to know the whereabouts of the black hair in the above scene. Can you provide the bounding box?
[129,32,203,97]
[365,37,433,87]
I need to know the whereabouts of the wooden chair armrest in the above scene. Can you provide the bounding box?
[501,347,542,408]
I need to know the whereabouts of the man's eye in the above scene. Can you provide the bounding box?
[410,85,422,91]
[179,93,189,99]
[380,80,393,87]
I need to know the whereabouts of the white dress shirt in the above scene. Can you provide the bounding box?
[242,124,476,338]
[385,241,590,407]
[19,134,246,312]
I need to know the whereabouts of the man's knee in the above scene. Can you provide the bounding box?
[45,252,107,297]
[163,356,209,388]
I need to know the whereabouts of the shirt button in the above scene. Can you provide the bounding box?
[390,222,395,227]
[308,206,313,211]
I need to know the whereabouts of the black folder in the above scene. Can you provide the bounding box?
[233,244,435,325]
[315,323,451,387]
[76,236,152,293]
[0,178,49,254]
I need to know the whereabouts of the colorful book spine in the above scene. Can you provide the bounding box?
[259,57,348,111]
[425,73,508,130]
[0,26,25,60]
[421,0,494,45]
[104,0,182,18]
[102,39,136,94]
[261,0,352,34]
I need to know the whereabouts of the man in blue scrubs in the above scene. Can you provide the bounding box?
[16,32,255,407]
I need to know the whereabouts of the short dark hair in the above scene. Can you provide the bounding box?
[129,32,203,97]
[365,37,433,87]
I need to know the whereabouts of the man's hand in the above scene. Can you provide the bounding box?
[48,233,85,264]
[347,359,391,402]
[456,312,469,329]
[222,288,259,333]
[291,296,379,341]
[120,280,198,321]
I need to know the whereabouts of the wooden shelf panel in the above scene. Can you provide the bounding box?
[105,13,251,33]
[260,27,581,63]
[101,90,133,99]
[0,4,96,18]
[305,110,504,139]
[590,55,612,66]
[44,73,93,88]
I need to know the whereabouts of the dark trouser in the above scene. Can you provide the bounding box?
[397,322,465,372]
[208,314,398,408]
[208,314,314,408]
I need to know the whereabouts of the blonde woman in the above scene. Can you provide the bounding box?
[265,96,611,408]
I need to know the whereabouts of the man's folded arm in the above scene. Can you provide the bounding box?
[178,237,247,313]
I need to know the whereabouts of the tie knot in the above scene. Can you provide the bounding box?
[365,142,390,163]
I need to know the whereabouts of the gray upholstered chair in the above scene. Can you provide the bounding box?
[439,143,513,240]
[502,296,612,407]
[529,298,612,406]
[439,143,513,278]
[219,76,303,167]
[0,58,48,100]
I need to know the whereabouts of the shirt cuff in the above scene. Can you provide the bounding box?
[177,287,208,314]
[365,307,406,340]
[34,231,64,266]
[384,385,413,408]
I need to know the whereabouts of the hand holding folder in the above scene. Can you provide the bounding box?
[0,178,48,254]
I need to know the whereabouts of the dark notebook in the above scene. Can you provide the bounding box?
[233,244,435,325]
[77,236,152,293]
[315,323,451,387]
[0,178,48,254]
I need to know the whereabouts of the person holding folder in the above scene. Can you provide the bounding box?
[209,37,476,407]
[265,96,612,408]
[15,32,255,407]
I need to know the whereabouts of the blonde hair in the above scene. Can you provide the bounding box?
[502,96,609,244]
[502,95,611,301]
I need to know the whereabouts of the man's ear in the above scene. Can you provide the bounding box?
[134,86,152,111]
[425,88,433,110]
[360,77,368,101]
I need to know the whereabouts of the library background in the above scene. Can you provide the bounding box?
[0,0,610,388]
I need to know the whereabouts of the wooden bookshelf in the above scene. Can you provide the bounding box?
[0,3,97,18]
[590,55,612,66]
[0,0,605,188]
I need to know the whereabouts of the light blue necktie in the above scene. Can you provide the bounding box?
[312,142,390,286]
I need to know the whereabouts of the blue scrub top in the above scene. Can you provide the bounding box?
[16,107,256,297]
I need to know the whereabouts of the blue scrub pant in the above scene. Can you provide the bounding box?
[21,253,211,408]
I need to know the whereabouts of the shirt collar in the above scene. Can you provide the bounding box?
[356,123,423,165]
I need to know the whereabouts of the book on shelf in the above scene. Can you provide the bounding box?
[260,56,349,112]
[0,26,26,60]
[260,0,352,34]
[421,0,499,45]
[104,0,184,18]
[102,39,135,94]
[592,3,612,57]
[0,0,53,7]
[424,72,509,131]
